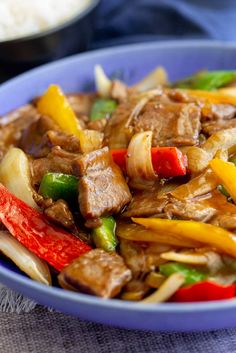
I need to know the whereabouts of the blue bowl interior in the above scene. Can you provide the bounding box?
[1,40,236,332]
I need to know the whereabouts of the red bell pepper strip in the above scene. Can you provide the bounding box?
[0,183,91,271]
[171,281,235,302]
[110,147,187,177]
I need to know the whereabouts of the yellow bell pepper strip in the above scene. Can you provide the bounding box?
[132,218,236,258]
[178,89,236,105]
[210,158,236,203]
[37,84,82,137]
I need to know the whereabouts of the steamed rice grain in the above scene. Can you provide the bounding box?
[0,0,92,41]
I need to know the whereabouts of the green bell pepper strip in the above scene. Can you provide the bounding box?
[39,173,78,203]
[173,71,236,91]
[90,98,117,121]
[92,216,118,252]
[160,262,207,285]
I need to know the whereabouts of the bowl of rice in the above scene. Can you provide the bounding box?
[0,0,100,74]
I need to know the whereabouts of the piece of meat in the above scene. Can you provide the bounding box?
[202,119,236,136]
[0,104,39,156]
[201,104,236,136]
[133,101,201,146]
[44,199,75,230]
[73,147,131,219]
[87,118,107,132]
[84,218,103,229]
[31,146,80,186]
[122,190,168,217]
[201,104,236,122]
[164,197,217,222]
[58,249,132,298]
[19,114,82,158]
[67,93,96,128]
[119,239,171,278]
[19,115,60,157]
[211,214,236,230]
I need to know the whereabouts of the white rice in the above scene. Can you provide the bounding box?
[0,0,92,41]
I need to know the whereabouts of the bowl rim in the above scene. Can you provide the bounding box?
[0,0,100,45]
[1,39,236,315]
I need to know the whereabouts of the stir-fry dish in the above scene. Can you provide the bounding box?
[2,67,236,303]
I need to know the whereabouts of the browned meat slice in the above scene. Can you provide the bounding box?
[44,199,75,230]
[122,190,168,217]
[202,119,236,136]
[31,146,79,186]
[87,118,107,132]
[19,115,82,158]
[0,104,39,155]
[133,101,201,146]
[58,249,132,298]
[164,197,217,222]
[202,104,236,122]
[19,115,60,157]
[73,147,131,219]
[119,239,171,278]
[201,104,236,136]
[67,93,95,128]
[211,214,236,230]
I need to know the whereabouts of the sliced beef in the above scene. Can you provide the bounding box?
[201,104,236,136]
[19,115,81,158]
[73,147,131,219]
[119,239,171,278]
[211,214,236,230]
[58,249,132,298]
[133,101,201,146]
[44,199,75,230]
[87,118,107,132]
[202,119,236,136]
[0,104,39,155]
[201,104,236,122]
[122,190,168,217]
[67,93,95,128]
[19,115,60,157]
[31,146,79,186]
[164,197,217,222]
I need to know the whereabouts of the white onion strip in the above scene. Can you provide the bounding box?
[94,65,112,98]
[0,231,51,285]
[161,251,208,265]
[141,273,185,303]
[135,66,168,92]
[126,131,156,189]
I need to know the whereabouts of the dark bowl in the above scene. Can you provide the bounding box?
[0,0,100,78]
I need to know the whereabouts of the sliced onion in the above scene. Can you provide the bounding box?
[126,131,156,189]
[0,231,51,285]
[187,128,236,173]
[94,65,112,98]
[135,66,168,92]
[171,168,218,200]
[0,147,38,209]
[141,273,185,303]
[79,129,104,153]
[160,251,208,265]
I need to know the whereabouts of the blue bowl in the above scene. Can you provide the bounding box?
[1,40,236,332]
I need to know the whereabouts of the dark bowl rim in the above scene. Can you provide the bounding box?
[0,0,100,45]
